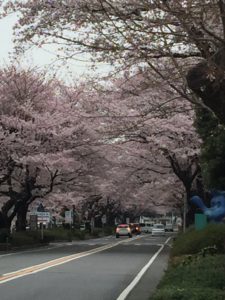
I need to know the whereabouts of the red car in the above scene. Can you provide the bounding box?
[129,223,141,235]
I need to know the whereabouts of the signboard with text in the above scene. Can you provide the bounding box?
[36,212,51,224]
[65,210,73,224]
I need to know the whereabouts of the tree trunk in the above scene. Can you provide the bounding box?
[185,185,196,228]
[0,211,11,230]
[187,47,225,125]
[16,204,28,231]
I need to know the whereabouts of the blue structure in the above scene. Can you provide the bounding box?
[191,191,225,222]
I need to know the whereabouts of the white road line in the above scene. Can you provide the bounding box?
[0,235,145,284]
[116,237,171,300]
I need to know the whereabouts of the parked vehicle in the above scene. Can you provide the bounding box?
[116,224,132,238]
[129,223,141,235]
[151,223,165,236]
[140,222,154,233]
[165,222,173,232]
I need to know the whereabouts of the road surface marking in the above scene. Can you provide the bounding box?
[116,237,171,300]
[0,235,145,284]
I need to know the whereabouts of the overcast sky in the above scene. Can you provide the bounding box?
[0,14,111,83]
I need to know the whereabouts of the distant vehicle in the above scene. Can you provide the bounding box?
[165,222,173,232]
[129,223,141,235]
[151,223,165,236]
[116,224,132,238]
[140,222,154,233]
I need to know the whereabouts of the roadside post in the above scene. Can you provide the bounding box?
[30,215,38,231]
[36,212,51,241]
[90,217,95,234]
[65,210,73,227]
[41,222,44,241]
[195,213,207,230]
[101,215,107,235]
[65,210,73,241]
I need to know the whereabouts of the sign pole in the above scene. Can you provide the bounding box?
[41,223,43,241]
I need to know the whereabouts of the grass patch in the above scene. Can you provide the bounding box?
[152,287,225,300]
[152,255,225,300]
[151,224,225,300]
[10,231,40,246]
[0,226,114,249]
[171,224,225,257]
[160,255,225,290]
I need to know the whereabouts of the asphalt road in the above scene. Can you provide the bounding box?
[0,234,173,300]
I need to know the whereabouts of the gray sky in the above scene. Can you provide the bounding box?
[0,14,111,83]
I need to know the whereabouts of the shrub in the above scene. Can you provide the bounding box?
[0,228,10,243]
[152,255,225,300]
[171,224,225,256]
[71,229,86,240]
[152,287,225,300]
[42,228,86,241]
[160,255,225,290]
[91,228,102,237]
[43,228,71,241]
[152,224,225,300]
[102,226,115,235]
[10,232,38,246]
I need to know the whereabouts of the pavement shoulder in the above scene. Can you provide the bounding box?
[126,244,170,300]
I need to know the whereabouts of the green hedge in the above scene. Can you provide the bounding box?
[10,231,39,246]
[8,228,86,246]
[152,287,225,300]
[41,228,86,242]
[151,224,225,300]
[0,225,114,248]
[171,224,225,257]
[152,255,225,300]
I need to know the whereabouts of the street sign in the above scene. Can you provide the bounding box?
[35,212,51,224]
[101,215,107,224]
[37,203,45,212]
[65,210,73,224]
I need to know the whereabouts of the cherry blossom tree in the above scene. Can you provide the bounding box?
[0,64,103,230]
[3,0,225,123]
[0,158,59,230]
[2,0,218,224]
[0,60,203,230]
[79,194,122,227]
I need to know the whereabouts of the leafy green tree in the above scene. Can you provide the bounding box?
[195,108,225,189]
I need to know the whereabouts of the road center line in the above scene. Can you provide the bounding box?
[116,237,171,300]
[0,235,144,284]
